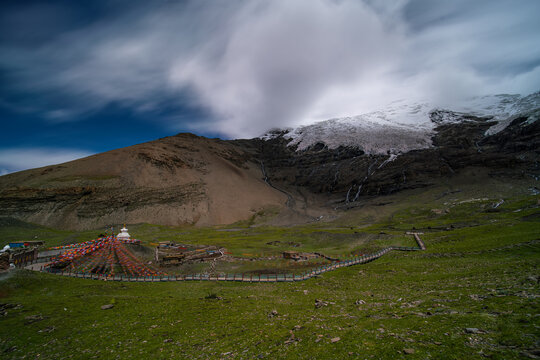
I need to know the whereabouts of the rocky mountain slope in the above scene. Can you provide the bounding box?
[0,93,538,230]
[0,134,286,230]
[259,108,539,207]
[263,92,540,154]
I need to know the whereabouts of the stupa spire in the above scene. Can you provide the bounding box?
[117,224,131,240]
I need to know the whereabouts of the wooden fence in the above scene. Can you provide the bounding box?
[23,234,426,282]
[37,248,425,282]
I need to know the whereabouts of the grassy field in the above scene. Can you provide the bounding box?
[0,191,538,359]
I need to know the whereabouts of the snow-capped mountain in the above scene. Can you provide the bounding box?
[286,116,432,154]
[261,92,540,155]
[2,92,539,229]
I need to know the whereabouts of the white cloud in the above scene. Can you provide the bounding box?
[0,148,93,175]
[1,0,539,138]
[169,1,408,137]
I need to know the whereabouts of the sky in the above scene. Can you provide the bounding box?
[1,0,539,174]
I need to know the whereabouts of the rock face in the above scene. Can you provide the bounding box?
[0,106,538,230]
[259,109,540,206]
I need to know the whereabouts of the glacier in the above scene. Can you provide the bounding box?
[260,92,540,155]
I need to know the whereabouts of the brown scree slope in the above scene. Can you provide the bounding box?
[0,134,286,230]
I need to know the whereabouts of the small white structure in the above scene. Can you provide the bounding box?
[117,225,131,240]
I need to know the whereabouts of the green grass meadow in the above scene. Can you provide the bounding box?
[0,192,538,359]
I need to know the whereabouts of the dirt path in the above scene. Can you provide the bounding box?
[25,262,48,271]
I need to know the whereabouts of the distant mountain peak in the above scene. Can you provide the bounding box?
[260,91,540,155]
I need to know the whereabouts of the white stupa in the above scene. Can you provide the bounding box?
[117,224,131,240]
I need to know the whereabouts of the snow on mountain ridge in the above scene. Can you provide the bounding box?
[260,92,540,155]
[286,115,433,154]
[473,93,540,135]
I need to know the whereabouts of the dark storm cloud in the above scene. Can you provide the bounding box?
[1,0,539,139]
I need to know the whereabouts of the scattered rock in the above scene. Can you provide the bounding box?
[315,299,328,308]
[149,325,158,329]
[330,337,340,343]
[4,346,17,353]
[403,348,415,354]
[24,314,44,324]
[1,303,22,310]
[204,294,223,300]
[268,310,278,318]
[38,326,55,333]
[0,303,22,316]
[521,349,540,359]
[163,339,173,343]
[284,330,297,345]
[431,209,445,215]
[303,290,309,295]
[100,304,114,310]
[465,328,484,334]
[355,299,366,305]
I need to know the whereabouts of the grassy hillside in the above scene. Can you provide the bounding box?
[0,194,538,359]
